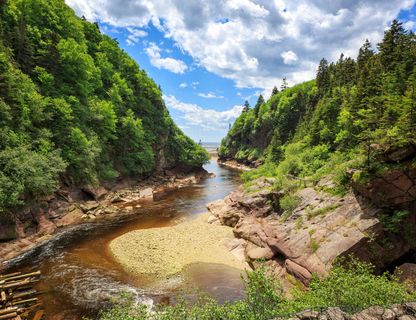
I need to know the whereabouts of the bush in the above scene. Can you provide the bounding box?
[95,259,415,320]
[280,194,301,221]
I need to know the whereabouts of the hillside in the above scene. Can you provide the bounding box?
[0,0,208,215]
[219,20,416,191]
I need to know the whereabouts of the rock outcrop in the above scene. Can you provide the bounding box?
[207,177,416,288]
[352,167,416,208]
[272,302,416,320]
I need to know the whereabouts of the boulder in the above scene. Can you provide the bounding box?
[207,199,242,227]
[82,185,108,200]
[351,306,385,320]
[297,310,320,320]
[320,307,347,320]
[80,201,99,213]
[246,242,274,260]
[140,187,154,199]
[57,208,83,227]
[382,309,396,320]
[207,214,220,225]
[285,259,313,285]
[385,145,416,162]
[395,263,416,291]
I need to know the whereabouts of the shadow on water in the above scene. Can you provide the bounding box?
[6,158,244,320]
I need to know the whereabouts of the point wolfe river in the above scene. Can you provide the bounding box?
[6,145,244,320]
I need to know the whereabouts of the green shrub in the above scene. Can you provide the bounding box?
[284,258,415,314]
[280,194,301,221]
[96,259,415,320]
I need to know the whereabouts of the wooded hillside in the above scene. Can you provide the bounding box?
[0,0,208,213]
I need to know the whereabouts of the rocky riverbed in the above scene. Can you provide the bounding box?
[109,212,248,278]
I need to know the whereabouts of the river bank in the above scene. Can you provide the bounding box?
[217,159,253,172]
[0,168,211,268]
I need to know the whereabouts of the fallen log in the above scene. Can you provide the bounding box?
[0,312,17,319]
[0,273,21,280]
[11,298,38,307]
[0,308,17,316]
[0,272,41,283]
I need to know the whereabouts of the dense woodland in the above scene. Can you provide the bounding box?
[220,20,416,189]
[0,0,208,214]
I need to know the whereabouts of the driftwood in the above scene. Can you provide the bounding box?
[0,271,44,320]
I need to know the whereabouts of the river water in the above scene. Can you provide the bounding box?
[6,158,243,319]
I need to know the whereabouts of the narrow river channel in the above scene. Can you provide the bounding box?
[5,158,243,320]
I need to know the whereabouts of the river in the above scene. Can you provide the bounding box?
[5,157,243,319]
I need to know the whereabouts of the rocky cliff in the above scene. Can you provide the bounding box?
[207,172,416,289]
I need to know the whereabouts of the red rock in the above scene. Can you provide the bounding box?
[82,186,108,200]
[246,242,274,260]
[408,185,416,198]
[285,259,312,285]
[391,174,413,192]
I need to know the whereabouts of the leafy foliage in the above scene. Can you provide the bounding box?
[95,260,415,320]
[0,0,208,213]
[220,20,416,189]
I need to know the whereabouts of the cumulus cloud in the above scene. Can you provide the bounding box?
[66,0,416,92]
[126,27,148,45]
[281,50,298,65]
[145,43,187,74]
[179,82,188,88]
[198,92,225,99]
[164,95,243,130]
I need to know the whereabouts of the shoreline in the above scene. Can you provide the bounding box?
[109,212,248,278]
[0,168,211,268]
[217,159,253,172]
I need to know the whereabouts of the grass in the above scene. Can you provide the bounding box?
[306,203,341,220]
[280,194,302,221]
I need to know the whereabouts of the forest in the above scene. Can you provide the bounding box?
[220,20,416,190]
[0,0,208,214]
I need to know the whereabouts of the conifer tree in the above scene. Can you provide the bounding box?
[316,58,330,95]
[242,100,250,112]
[280,77,288,91]
[254,94,265,117]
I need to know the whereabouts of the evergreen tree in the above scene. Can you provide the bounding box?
[316,58,330,95]
[378,20,406,72]
[243,100,251,112]
[281,77,288,91]
[272,86,279,96]
[254,94,265,117]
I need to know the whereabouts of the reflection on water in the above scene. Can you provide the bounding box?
[6,159,243,320]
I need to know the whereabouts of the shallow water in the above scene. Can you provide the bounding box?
[6,159,243,319]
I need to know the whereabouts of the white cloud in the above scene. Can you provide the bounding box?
[198,92,224,99]
[126,27,148,45]
[164,95,243,130]
[281,50,298,65]
[145,43,187,74]
[66,0,416,90]
[179,82,188,88]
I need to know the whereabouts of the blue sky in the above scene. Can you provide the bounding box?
[67,0,416,142]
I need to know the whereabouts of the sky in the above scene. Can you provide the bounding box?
[66,0,416,143]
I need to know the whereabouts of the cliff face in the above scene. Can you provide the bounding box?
[207,173,416,288]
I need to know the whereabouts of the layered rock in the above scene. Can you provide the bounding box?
[207,177,416,287]
[352,167,416,208]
